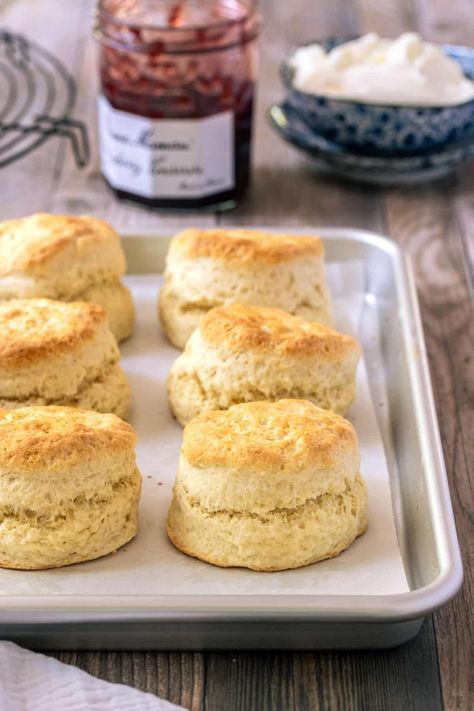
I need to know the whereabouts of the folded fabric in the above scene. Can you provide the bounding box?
[0,641,188,711]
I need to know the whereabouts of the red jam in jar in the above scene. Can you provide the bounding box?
[95,0,262,210]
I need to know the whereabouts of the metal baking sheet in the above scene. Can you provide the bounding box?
[0,228,463,650]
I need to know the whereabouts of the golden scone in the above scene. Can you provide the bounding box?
[167,399,367,571]
[159,228,332,349]
[0,406,141,570]
[168,304,361,425]
[0,299,130,418]
[0,213,134,342]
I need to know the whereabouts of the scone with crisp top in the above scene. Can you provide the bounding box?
[168,303,360,425]
[167,399,367,571]
[0,213,133,342]
[0,298,130,418]
[159,228,332,349]
[0,406,141,570]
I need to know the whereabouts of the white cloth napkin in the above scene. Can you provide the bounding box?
[0,642,188,711]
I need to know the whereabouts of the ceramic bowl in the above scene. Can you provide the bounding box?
[281,36,474,155]
[268,102,474,185]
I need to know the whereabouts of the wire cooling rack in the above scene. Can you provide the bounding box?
[0,30,89,168]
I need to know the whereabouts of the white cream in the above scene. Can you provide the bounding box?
[290,33,474,106]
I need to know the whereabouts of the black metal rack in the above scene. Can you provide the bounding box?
[0,30,89,168]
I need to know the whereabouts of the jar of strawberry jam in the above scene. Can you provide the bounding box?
[94,0,262,210]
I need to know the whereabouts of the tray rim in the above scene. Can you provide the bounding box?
[0,227,463,626]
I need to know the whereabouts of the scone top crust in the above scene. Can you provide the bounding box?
[0,299,109,368]
[182,399,357,473]
[199,303,360,358]
[0,406,136,474]
[169,228,324,266]
[0,213,125,277]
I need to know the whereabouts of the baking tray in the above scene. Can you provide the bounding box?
[0,228,463,650]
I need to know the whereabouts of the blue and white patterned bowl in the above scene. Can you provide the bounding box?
[281,36,474,155]
[268,102,474,186]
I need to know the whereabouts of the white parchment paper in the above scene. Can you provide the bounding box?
[0,265,409,597]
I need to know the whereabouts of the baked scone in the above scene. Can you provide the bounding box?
[0,299,131,419]
[159,228,332,349]
[167,399,367,571]
[0,406,141,570]
[0,213,134,342]
[168,303,360,425]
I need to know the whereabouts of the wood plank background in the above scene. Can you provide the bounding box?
[0,0,472,709]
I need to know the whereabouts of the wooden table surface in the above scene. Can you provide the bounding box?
[1,0,472,709]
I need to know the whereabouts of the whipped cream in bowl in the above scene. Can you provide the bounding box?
[290,33,474,107]
[280,34,474,154]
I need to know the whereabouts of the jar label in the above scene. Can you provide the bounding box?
[98,96,235,199]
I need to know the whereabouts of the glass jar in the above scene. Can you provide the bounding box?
[94,0,262,211]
